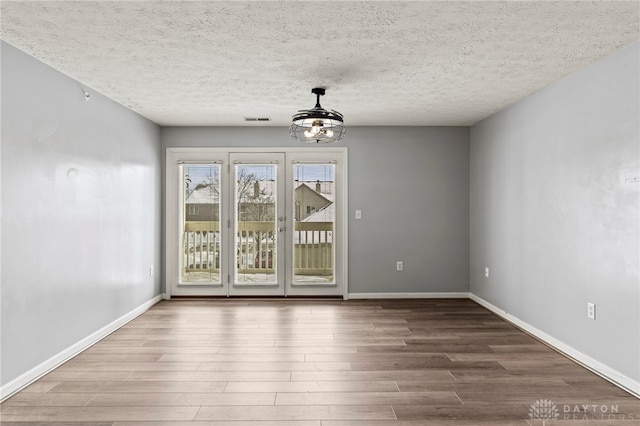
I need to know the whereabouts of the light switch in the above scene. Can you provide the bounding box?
[355,210,362,219]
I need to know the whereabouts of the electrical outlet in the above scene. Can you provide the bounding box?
[484,267,490,278]
[587,303,596,320]
[396,261,404,271]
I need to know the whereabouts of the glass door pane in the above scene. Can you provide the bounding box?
[292,164,335,284]
[181,164,221,284]
[234,162,279,285]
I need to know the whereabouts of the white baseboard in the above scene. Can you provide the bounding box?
[0,295,162,402]
[469,293,640,398]
[348,292,470,299]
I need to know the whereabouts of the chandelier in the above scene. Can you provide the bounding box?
[289,88,345,144]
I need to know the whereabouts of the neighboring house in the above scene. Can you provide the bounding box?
[185,183,220,221]
[184,180,271,222]
[185,180,334,222]
[294,181,333,221]
[295,183,334,274]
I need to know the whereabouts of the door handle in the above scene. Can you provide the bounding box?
[279,227,285,232]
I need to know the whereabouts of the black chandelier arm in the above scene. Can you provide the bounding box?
[311,87,326,109]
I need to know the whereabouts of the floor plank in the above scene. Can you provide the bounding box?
[194,405,397,421]
[0,406,199,421]
[49,381,228,393]
[1,393,97,407]
[86,392,276,406]
[224,380,400,393]
[113,422,321,426]
[274,391,460,406]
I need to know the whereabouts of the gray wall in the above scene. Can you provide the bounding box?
[470,41,639,383]
[1,42,162,386]
[161,126,470,294]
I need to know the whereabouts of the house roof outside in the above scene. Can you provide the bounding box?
[186,180,334,206]
[302,203,335,224]
[185,178,334,243]
[295,182,334,204]
[186,184,220,204]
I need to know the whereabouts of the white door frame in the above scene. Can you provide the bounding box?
[165,150,229,297]
[228,152,286,297]
[165,147,348,299]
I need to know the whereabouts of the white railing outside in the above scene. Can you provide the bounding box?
[183,221,333,277]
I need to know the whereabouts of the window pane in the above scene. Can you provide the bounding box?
[181,164,221,284]
[293,164,335,284]
[235,164,277,284]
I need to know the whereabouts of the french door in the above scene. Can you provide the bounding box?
[165,148,346,298]
[230,152,284,296]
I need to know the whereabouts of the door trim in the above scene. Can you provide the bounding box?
[165,147,348,299]
[229,152,285,296]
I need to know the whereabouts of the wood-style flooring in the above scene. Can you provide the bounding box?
[1,298,638,425]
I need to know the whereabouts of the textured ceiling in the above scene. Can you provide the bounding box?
[1,1,639,126]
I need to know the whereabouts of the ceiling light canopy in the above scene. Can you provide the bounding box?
[290,88,345,144]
